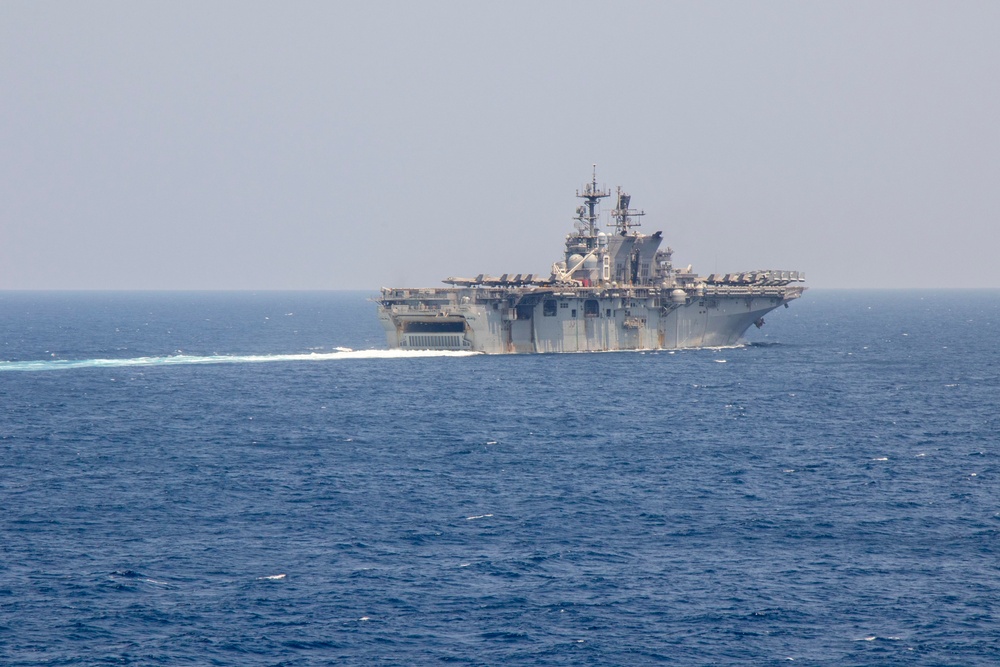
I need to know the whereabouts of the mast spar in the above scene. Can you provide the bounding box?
[574,164,610,247]
[611,186,645,235]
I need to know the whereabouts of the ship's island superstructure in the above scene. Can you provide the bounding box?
[377,169,805,353]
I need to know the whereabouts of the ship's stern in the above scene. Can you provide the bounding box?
[377,288,476,351]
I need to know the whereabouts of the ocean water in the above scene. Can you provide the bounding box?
[1,289,998,666]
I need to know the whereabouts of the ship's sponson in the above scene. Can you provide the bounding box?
[377,282,805,354]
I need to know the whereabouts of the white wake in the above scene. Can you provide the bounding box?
[0,348,479,372]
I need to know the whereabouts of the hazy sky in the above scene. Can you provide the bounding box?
[2,1,998,290]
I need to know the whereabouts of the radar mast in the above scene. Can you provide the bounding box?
[612,186,645,235]
[574,164,610,248]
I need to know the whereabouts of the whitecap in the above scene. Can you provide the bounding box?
[466,514,493,520]
[257,573,287,580]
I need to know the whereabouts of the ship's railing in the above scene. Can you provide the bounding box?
[382,288,458,299]
[702,284,803,297]
[382,281,803,308]
[389,303,451,313]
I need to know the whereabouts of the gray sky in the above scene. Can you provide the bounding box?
[2,1,998,290]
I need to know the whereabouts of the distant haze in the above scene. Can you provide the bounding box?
[2,1,998,290]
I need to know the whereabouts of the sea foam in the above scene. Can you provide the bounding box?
[0,348,479,372]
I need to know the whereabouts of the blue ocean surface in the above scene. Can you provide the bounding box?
[1,290,998,665]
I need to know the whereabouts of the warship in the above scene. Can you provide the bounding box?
[377,168,805,354]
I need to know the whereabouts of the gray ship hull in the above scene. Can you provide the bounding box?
[377,169,805,353]
[378,285,801,354]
